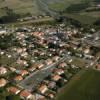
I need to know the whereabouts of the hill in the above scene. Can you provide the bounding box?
[0,0,96,17]
[0,0,41,17]
[0,0,99,25]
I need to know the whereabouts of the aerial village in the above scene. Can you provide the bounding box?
[0,24,100,100]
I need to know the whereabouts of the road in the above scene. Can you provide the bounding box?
[18,51,97,91]
[0,17,54,27]
[84,40,100,48]
[18,55,68,91]
[36,0,57,17]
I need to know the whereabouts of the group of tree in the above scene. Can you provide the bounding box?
[0,7,20,24]
[0,34,21,50]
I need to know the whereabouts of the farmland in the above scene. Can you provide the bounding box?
[0,0,99,26]
[0,0,98,17]
[0,0,41,16]
[56,69,100,100]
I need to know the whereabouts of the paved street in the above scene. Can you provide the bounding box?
[84,40,100,48]
[18,55,68,91]
[18,52,97,91]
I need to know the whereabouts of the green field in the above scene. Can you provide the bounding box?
[0,0,42,16]
[48,0,84,12]
[56,69,100,100]
[48,0,100,25]
[1,0,82,17]
[1,17,54,27]
[0,0,96,16]
[64,13,98,25]
[0,0,99,26]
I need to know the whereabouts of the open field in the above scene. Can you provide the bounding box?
[0,0,99,26]
[0,0,97,16]
[56,69,100,100]
[80,12,100,18]
[48,0,84,12]
[0,0,42,16]
[0,17,54,27]
[64,13,98,25]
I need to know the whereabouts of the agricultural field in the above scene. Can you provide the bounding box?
[64,13,98,25]
[0,0,96,17]
[56,69,100,100]
[0,0,99,26]
[48,0,100,25]
[0,0,42,16]
[48,0,85,12]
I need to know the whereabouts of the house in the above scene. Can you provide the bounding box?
[59,62,67,68]
[51,75,61,82]
[28,67,36,72]
[14,75,23,82]
[21,52,28,58]
[9,67,16,72]
[35,93,45,100]
[38,84,48,94]
[52,56,59,62]
[16,48,23,54]
[54,69,64,75]
[83,48,90,54]
[36,63,44,69]
[32,32,44,37]
[48,93,54,99]
[38,39,45,45]
[0,51,4,55]
[59,43,65,48]
[19,70,29,76]
[0,67,7,75]
[0,78,7,87]
[42,80,49,85]
[40,52,45,56]
[73,29,78,34]
[31,32,44,40]
[7,87,21,95]
[20,90,34,100]
[48,81,56,89]
[95,64,100,70]
[45,59,53,65]
[84,54,94,59]
[0,29,7,35]
[59,49,64,54]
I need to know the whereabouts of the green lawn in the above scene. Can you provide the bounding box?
[56,69,100,100]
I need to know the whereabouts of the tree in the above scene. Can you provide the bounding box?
[6,95,20,100]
